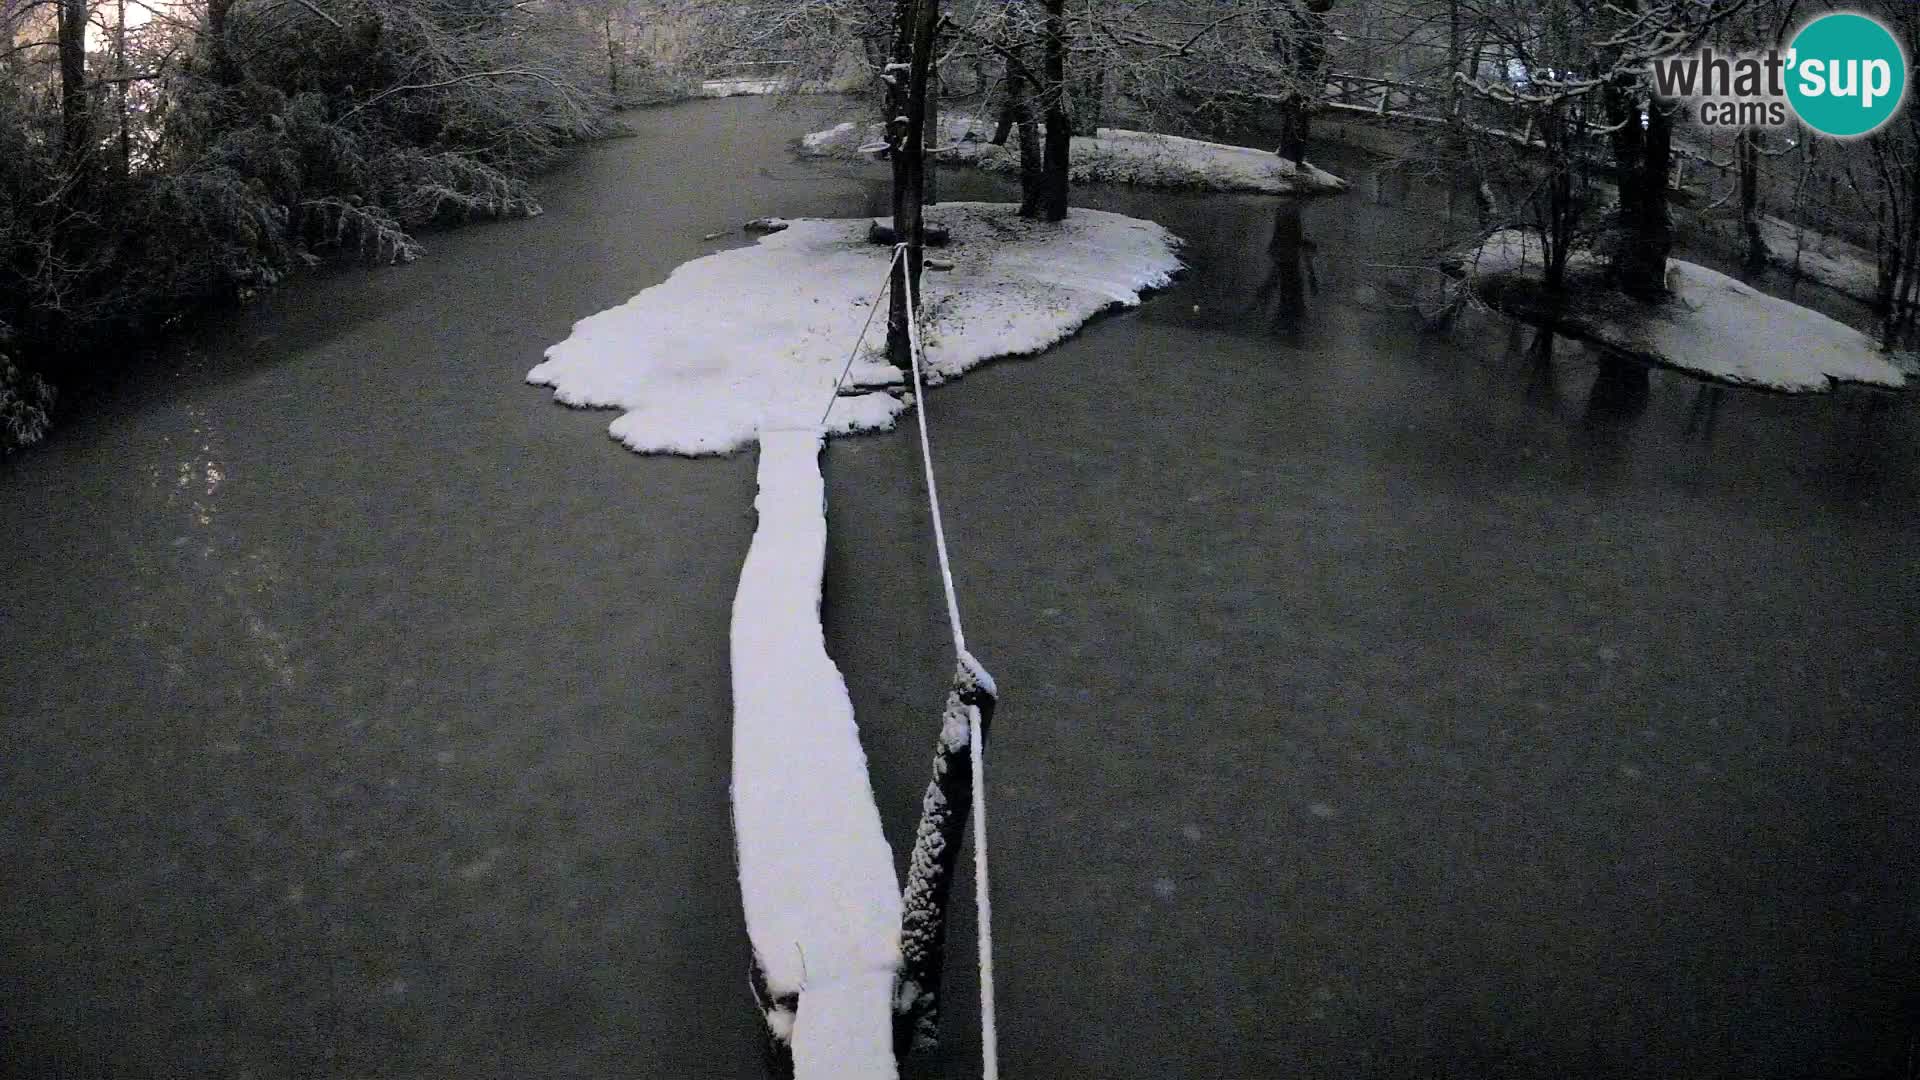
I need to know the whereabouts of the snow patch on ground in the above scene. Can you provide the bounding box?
[699,77,785,97]
[1699,214,1881,303]
[801,121,859,151]
[1455,230,1907,393]
[799,115,1348,195]
[731,429,899,1078]
[1756,216,1879,304]
[528,202,1183,455]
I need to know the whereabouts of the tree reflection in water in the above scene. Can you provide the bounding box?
[1586,354,1652,424]
[1256,201,1316,343]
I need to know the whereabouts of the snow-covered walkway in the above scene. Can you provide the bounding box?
[730,428,900,1078]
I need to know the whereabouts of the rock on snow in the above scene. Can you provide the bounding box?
[527,202,1183,455]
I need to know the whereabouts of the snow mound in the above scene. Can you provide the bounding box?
[731,429,900,1078]
[1454,230,1908,394]
[799,115,1348,196]
[528,202,1183,455]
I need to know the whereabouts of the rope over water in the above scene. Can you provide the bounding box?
[811,238,1000,1080]
[899,242,999,1080]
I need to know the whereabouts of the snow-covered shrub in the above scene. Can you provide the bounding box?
[0,0,608,444]
[0,333,55,453]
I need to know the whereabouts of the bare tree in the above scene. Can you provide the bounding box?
[1452,0,1759,299]
[885,0,941,363]
[56,0,86,158]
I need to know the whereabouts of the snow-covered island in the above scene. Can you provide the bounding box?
[1448,230,1910,394]
[528,201,1184,455]
[800,115,1348,196]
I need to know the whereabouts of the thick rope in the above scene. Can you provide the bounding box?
[898,245,967,658]
[966,698,997,1080]
[899,244,998,1080]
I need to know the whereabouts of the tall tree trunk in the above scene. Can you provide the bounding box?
[886,0,939,368]
[206,0,238,87]
[1274,0,1333,166]
[1598,0,1671,299]
[1535,0,1576,292]
[1036,0,1070,222]
[605,15,620,100]
[115,0,131,174]
[924,66,940,205]
[1604,77,1673,299]
[1446,0,1461,117]
[1636,97,1674,294]
[885,0,914,366]
[1738,127,1765,268]
[1883,140,1920,348]
[1276,108,1307,168]
[1541,110,1576,292]
[57,0,89,162]
[1009,64,1043,217]
[1069,52,1106,136]
[991,70,1017,145]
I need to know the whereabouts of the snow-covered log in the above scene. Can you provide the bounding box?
[894,655,998,1057]
[731,428,902,1080]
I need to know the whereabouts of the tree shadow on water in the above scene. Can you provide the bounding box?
[1517,322,1564,417]
[1683,383,1726,444]
[1825,389,1907,501]
[1255,201,1317,345]
[1584,353,1652,426]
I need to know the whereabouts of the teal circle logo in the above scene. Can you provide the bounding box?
[1786,13,1907,137]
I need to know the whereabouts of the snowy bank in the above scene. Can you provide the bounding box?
[1697,213,1881,304]
[1756,216,1879,305]
[1450,230,1908,394]
[800,115,1348,196]
[731,429,900,1078]
[699,77,850,98]
[528,202,1183,455]
[699,77,785,98]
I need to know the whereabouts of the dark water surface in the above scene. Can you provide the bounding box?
[4,97,1916,1079]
